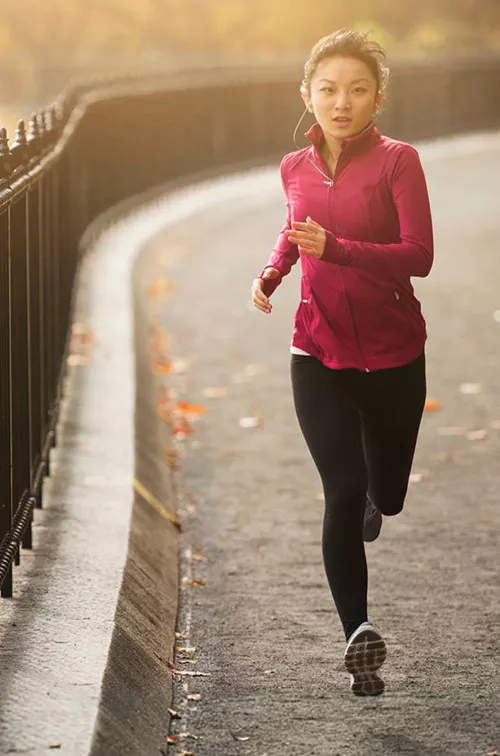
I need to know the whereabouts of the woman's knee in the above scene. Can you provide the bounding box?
[373,489,407,516]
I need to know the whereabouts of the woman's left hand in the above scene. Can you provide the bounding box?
[285,216,327,259]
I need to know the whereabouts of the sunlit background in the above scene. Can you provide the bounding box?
[1,0,500,132]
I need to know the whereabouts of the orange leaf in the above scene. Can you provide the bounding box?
[424,399,441,412]
[153,359,173,375]
[173,417,194,437]
[175,402,207,416]
[165,449,180,469]
[147,277,175,300]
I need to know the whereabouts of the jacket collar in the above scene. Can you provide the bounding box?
[305,120,379,153]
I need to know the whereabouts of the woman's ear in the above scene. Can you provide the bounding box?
[374,93,384,115]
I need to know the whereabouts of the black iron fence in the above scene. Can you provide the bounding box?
[1,57,500,597]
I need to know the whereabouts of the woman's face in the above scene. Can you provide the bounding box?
[304,56,382,141]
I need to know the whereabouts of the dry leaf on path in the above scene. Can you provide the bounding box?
[437,426,466,436]
[201,386,228,398]
[187,693,201,702]
[244,364,267,377]
[424,399,441,412]
[192,553,208,563]
[409,472,427,484]
[466,429,488,441]
[147,277,175,300]
[239,415,263,429]
[186,579,206,587]
[173,417,194,438]
[67,354,92,367]
[153,359,173,375]
[165,449,180,469]
[168,708,182,719]
[72,323,94,344]
[175,402,207,418]
[460,383,482,395]
[171,357,191,374]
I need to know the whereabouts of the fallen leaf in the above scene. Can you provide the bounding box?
[409,473,425,483]
[168,708,182,719]
[173,417,194,438]
[170,357,191,374]
[72,323,94,344]
[175,402,207,417]
[424,399,441,412]
[67,354,92,367]
[201,386,228,398]
[437,426,465,436]
[239,415,263,429]
[178,658,199,665]
[245,364,267,377]
[176,646,197,654]
[466,429,488,441]
[187,693,201,702]
[165,449,180,469]
[171,669,211,677]
[192,553,208,563]
[147,277,175,300]
[460,383,482,395]
[231,733,251,742]
[186,579,206,587]
[175,632,187,640]
[153,359,173,375]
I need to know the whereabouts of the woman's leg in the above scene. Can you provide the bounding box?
[361,353,427,516]
[290,355,369,641]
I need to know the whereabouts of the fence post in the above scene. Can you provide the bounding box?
[0,127,13,596]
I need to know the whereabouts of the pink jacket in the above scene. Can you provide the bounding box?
[258,121,434,372]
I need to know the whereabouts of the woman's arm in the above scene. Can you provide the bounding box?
[257,157,300,298]
[321,145,434,278]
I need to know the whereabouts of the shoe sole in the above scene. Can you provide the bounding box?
[363,511,383,543]
[345,635,387,696]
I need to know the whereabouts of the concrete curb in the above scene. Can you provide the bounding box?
[88,243,180,756]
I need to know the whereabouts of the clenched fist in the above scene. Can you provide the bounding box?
[251,267,280,314]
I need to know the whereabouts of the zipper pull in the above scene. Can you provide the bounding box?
[323,179,334,187]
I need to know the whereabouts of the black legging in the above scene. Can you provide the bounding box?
[291,352,426,641]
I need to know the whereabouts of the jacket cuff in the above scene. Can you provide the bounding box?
[321,230,349,265]
[258,266,283,297]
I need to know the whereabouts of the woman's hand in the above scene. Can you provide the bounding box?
[285,216,326,259]
[251,267,280,314]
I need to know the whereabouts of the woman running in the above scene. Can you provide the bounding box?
[251,29,433,696]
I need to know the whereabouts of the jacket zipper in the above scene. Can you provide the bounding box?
[320,145,371,373]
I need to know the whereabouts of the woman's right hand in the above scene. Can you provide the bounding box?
[251,268,280,314]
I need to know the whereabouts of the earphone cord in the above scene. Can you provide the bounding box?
[292,107,334,185]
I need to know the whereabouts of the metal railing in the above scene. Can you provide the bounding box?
[1,57,500,597]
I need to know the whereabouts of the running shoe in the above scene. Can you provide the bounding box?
[344,621,387,696]
[363,497,382,542]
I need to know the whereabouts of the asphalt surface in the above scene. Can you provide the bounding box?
[151,131,500,756]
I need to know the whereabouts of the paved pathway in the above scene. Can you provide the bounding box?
[157,131,500,756]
